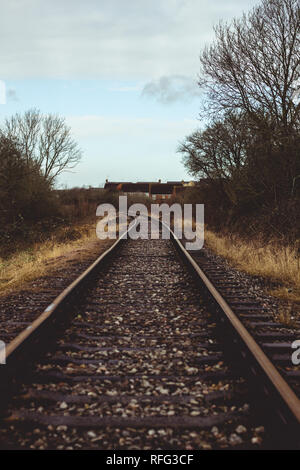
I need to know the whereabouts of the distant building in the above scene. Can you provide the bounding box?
[150,183,173,201]
[104,179,196,200]
[104,181,129,191]
[116,182,150,197]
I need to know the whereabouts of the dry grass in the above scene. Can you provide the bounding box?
[204,229,300,304]
[0,222,113,296]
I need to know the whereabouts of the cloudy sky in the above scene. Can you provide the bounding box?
[0,0,259,187]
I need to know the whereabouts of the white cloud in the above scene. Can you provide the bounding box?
[7,89,19,102]
[142,75,201,104]
[0,0,259,80]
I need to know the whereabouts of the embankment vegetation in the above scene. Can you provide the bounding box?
[0,109,123,293]
[0,109,83,256]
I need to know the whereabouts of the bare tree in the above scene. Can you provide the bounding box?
[2,109,82,184]
[38,114,82,183]
[199,0,300,130]
[180,112,253,208]
[179,112,251,182]
[4,109,40,165]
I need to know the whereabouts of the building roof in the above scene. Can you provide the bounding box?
[150,183,174,195]
[104,182,119,190]
[167,181,184,186]
[103,181,197,195]
[119,183,149,193]
[104,182,134,190]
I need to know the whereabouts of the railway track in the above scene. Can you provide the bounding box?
[0,219,299,450]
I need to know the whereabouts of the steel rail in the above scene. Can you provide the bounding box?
[168,226,300,430]
[4,219,137,364]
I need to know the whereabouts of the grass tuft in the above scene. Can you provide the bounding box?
[0,222,111,296]
[204,229,300,305]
